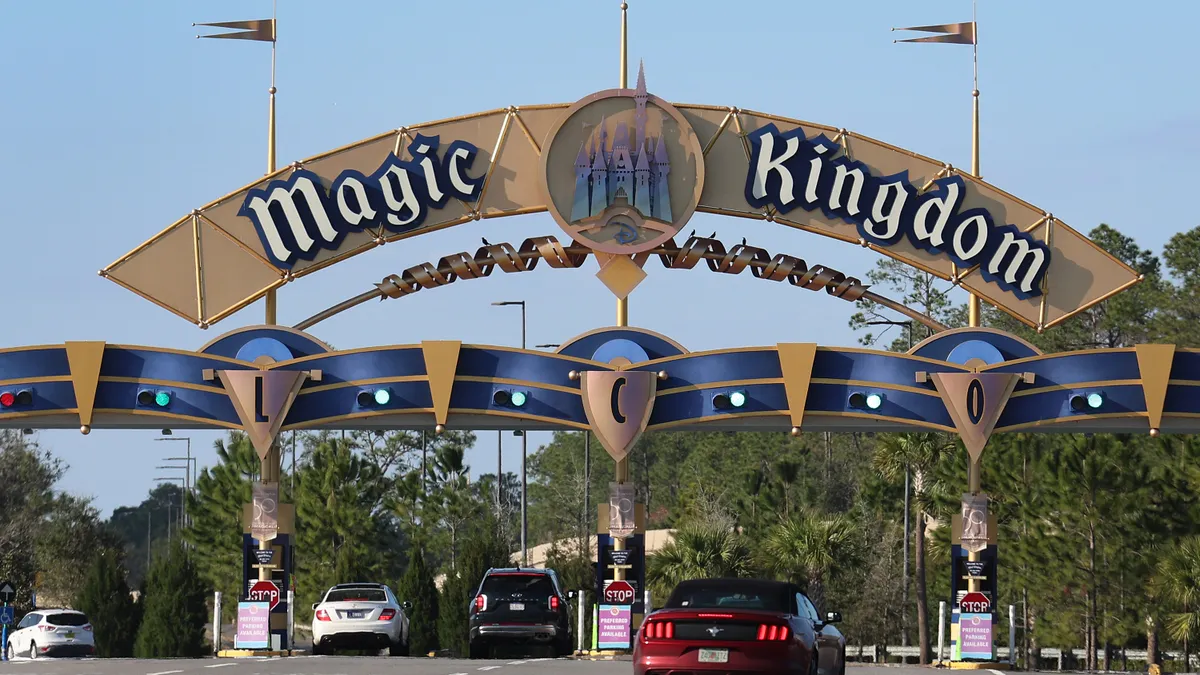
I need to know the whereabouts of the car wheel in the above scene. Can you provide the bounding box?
[311,642,325,656]
[468,639,487,659]
[388,639,409,657]
[839,650,846,675]
[29,642,37,659]
[4,642,12,661]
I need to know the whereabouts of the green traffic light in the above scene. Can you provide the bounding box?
[865,393,883,410]
[154,391,171,407]
[374,389,391,405]
[511,391,527,407]
[1087,392,1103,409]
[729,391,746,408]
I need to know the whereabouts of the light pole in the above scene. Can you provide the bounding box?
[155,436,193,522]
[495,430,503,518]
[493,300,527,565]
[153,476,185,541]
[866,318,916,645]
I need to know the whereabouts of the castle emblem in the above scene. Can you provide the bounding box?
[570,64,672,229]
[540,61,704,256]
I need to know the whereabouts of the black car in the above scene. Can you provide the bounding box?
[468,567,572,659]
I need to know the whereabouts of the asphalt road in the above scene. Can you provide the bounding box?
[0,657,940,675]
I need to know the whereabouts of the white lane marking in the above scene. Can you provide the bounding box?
[989,671,1006,675]
[478,667,503,671]
[205,664,236,669]
[147,670,184,675]
[508,660,528,665]
[449,672,468,675]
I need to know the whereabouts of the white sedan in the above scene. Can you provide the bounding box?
[5,609,95,659]
[311,582,410,656]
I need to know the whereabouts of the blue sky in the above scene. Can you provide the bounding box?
[3,0,1198,516]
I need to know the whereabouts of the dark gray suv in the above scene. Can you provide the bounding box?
[468,568,572,659]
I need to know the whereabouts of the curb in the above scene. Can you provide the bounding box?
[947,661,1013,670]
[216,649,304,658]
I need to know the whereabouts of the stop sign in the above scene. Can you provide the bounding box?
[603,580,636,605]
[248,580,280,610]
[960,591,990,614]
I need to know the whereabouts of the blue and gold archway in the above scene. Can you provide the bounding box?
[0,324,1185,438]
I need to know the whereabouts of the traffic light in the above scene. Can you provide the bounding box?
[0,389,32,409]
[712,391,747,410]
[493,389,528,407]
[848,391,884,410]
[1069,392,1104,412]
[136,389,172,408]
[356,388,392,407]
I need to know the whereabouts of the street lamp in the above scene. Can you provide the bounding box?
[153,476,185,542]
[493,300,528,565]
[865,318,915,646]
[156,436,194,526]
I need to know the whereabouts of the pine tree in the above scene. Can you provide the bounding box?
[134,541,209,658]
[186,433,257,625]
[75,550,141,657]
[438,514,510,655]
[397,547,439,655]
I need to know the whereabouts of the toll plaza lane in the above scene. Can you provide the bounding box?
[0,659,943,675]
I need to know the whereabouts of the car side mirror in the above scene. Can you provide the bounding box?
[312,603,319,611]
[825,611,842,624]
[402,601,412,612]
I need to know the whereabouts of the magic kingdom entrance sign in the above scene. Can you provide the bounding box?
[101,64,1137,333]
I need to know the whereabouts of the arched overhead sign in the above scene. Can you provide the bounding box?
[102,65,1139,330]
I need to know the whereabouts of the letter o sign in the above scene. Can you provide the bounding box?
[966,379,985,425]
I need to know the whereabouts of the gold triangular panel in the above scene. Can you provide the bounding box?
[197,219,283,322]
[105,220,201,322]
[930,372,1021,461]
[1135,343,1176,432]
[479,110,551,216]
[421,340,461,426]
[217,369,308,459]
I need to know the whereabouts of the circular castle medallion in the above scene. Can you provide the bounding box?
[540,64,705,255]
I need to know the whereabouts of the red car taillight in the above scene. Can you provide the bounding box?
[379,609,396,621]
[642,620,674,641]
[549,596,560,611]
[315,609,331,621]
[474,594,487,612]
[37,625,54,632]
[756,624,790,641]
[82,624,93,632]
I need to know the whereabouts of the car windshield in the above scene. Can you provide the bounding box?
[46,613,88,626]
[325,588,387,603]
[664,580,790,612]
[482,574,554,597]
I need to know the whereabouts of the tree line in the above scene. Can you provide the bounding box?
[2,222,1200,668]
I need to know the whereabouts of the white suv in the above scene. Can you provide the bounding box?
[5,609,95,659]
[311,583,410,656]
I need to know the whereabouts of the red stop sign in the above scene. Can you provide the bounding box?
[248,580,280,611]
[604,580,636,605]
[961,592,990,614]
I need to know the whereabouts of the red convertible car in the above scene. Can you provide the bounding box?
[633,578,846,675]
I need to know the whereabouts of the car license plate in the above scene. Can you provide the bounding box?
[346,610,363,619]
[65,632,75,640]
[698,648,729,663]
[509,602,525,611]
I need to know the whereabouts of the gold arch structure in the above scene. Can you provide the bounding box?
[101,104,1141,331]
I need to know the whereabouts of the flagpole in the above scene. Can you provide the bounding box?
[616,1,629,328]
[968,0,981,328]
[264,0,278,326]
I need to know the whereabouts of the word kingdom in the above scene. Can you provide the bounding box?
[240,135,485,268]
[744,124,1050,298]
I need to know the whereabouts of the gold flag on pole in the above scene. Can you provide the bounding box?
[194,19,275,42]
[892,21,975,45]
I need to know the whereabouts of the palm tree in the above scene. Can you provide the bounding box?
[760,510,855,612]
[647,525,755,600]
[873,431,955,664]
[1152,536,1200,662]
